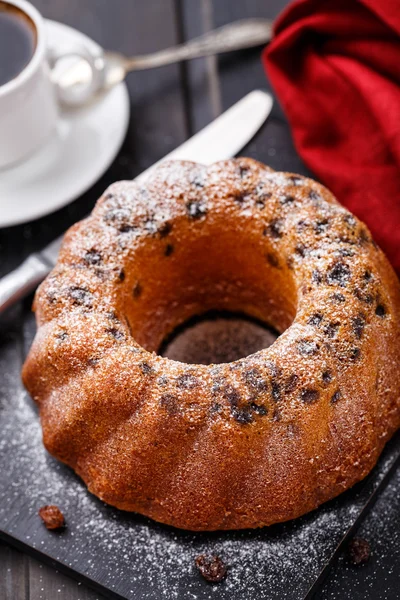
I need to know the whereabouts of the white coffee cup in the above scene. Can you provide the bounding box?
[0,0,103,169]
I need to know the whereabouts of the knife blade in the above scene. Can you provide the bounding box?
[0,90,273,314]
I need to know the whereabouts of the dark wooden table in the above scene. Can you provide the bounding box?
[1,1,399,599]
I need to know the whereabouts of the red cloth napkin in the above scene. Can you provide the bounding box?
[263,0,400,273]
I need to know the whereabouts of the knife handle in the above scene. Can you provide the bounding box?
[0,255,51,314]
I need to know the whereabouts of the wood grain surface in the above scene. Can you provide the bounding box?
[1,1,399,599]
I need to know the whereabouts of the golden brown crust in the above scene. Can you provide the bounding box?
[22,158,400,530]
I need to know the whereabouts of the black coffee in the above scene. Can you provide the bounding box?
[0,2,36,87]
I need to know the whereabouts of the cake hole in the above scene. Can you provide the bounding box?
[160,311,278,365]
[119,224,297,352]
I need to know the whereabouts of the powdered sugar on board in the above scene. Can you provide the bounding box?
[320,464,400,599]
[0,314,399,600]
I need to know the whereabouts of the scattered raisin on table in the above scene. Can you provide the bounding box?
[38,505,65,530]
[195,554,227,583]
[348,537,371,565]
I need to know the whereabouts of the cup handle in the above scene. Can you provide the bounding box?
[47,43,105,106]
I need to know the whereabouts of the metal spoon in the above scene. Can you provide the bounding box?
[53,18,273,105]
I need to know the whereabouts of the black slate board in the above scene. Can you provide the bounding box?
[1,2,399,597]
[1,306,400,600]
[320,463,400,600]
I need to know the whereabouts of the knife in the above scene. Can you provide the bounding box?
[0,90,273,314]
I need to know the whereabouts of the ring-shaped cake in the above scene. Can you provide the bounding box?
[23,158,400,530]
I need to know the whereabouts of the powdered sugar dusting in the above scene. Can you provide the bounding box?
[321,458,400,599]
[1,317,399,599]
[8,157,400,597]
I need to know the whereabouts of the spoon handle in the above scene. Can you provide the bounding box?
[124,18,273,71]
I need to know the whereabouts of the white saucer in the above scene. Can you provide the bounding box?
[0,20,130,228]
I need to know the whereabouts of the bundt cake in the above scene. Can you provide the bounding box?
[22,158,400,531]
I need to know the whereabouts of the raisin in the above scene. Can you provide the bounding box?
[272,408,281,421]
[296,220,308,232]
[104,207,131,227]
[38,505,65,530]
[187,201,207,219]
[271,381,281,402]
[68,287,92,307]
[266,361,282,378]
[211,377,226,395]
[300,389,320,403]
[250,402,268,416]
[331,390,341,404]
[255,198,265,209]
[322,370,333,385]
[257,188,271,204]
[309,189,321,202]
[375,304,386,317]
[326,261,351,287]
[118,269,125,282]
[233,191,246,204]
[210,402,222,414]
[243,368,267,392]
[232,406,253,424]
[295,244,307,258]
[265,218,284,239]
[358,228,370,245]
[160,394,178,415]
[239,165,250,178]
[312,269,323,285]
[140,362,154,375]
[223,385,241,407]
[164,244,174,257]
[349,347,361,360]
[47,291,58,304]
[158,221,172,238]
[289,175,304,186]
[323,322,339,339]
[330,292,345,304]
[84,250,102,265]
[354,288,373,305]
[119,224,136,233]
[348,537,371,566]
[195,555,227,583]
[266,253,280,268]
[144,218,158,234]
[223,386,252,424]
[338,248,355,257]
[342,213,356,228]
[133,282,142,298]
[191,174,205,188]
[307,313,323,327]
[55,331,68,342]
[281,194,294,204]
[176,373,199,389]
[106,328,125,341]
[352,314,366,339]
[87,357,99,367]
[314,219,330,234]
